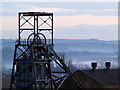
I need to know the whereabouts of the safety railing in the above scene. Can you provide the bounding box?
[15,39,53,45]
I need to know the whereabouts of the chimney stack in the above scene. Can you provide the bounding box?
[91,62,97,70]
[105,62,111,69]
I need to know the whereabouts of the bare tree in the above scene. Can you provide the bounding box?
[65,59,76,72]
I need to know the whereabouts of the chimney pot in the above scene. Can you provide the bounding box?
[105,62,111,69]
[91,62,97,70]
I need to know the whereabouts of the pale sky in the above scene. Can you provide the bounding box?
[0,2,118,40]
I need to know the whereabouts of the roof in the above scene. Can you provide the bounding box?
[59,70,103,89]
[83,69,119,86]
[59,69,119,89]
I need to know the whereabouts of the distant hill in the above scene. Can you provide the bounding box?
[1,39,118,70]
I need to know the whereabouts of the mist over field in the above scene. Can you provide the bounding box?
[1,39,118,70]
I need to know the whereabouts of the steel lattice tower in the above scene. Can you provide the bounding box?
[10,12,82,90]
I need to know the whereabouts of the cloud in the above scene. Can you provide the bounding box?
[88,9,117,12]
[1,16,17,31]
[0,8,2,12]
[1,15,118,31]
[20,8,77,13]
[54,15,118,27]
[0,0,118,2]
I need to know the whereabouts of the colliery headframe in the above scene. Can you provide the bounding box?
[10,12,83,90]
